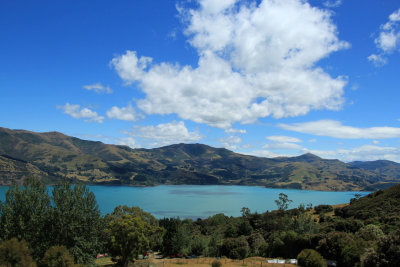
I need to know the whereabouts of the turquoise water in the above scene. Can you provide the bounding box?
[0,185,369,219]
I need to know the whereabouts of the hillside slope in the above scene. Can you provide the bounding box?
[0,127,399,190]
[335,184,400,231]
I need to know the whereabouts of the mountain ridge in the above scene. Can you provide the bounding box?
[1,127,399,190]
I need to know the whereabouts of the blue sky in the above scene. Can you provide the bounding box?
[1,0,400,162]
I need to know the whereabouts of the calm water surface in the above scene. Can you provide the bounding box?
[0,185,369,219]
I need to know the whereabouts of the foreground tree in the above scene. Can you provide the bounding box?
[220,236,249,259]
[41,246,75,267]
[105,205,163,251]
[297,249,327,267]
[0,176,51,259]
[0,238,37,267]
[51,181,103,265]
[360,231,400,267]
[106,215,153,267]
[160,218,191,256]
[0,177,103,265]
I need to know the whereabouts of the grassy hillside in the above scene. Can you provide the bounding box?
[0,127,399,190]
[335,184,400,223]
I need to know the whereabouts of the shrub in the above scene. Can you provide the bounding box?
[314,205,333,214]
[0,238,37,267]
[41,246,74,267]
[297,249,327,267]
[211,260,222,267]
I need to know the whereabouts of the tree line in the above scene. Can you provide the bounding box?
[1,177,400,267]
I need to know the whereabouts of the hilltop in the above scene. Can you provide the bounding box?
[1,127,400,190]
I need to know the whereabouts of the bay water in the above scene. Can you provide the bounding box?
[0,185,369,219]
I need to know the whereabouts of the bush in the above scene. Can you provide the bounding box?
[220,236,249,259]
[297,249,327,267]
[0,238,37,267]
[41,246,75,267]
[314,205,333,214]
[211,260,222,267]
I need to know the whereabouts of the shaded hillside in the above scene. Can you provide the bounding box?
[0,155,49,185]
[349,160,400,180]
[0,127,399,190]
[335,184,400,221]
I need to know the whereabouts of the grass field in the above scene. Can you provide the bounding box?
[96,256,297,267]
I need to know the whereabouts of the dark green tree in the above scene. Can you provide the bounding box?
[207,234,222,257]
[356,224,384,242]
[220,236,249,259]
[105,205,163,251]
[0,238,37,267]
[0,177,51,260]
[160,218,191,256]
[360,231,400,267]
[189,235,207,256]
[106,215,152,267]
[238,220,253,236]
[297,249,327,267]
[50,181,102,265]
[224,223,238,238]
[41,246,75,267]
[340,238,368,267]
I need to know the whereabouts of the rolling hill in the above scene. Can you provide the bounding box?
[1,127,399,191]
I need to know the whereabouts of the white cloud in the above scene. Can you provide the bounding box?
[266,135,302,143]
[219,135,242,150]
[248,144,400,163]
[57,103,104,123]
[107,104,143,122]
[323,0,342,8]
[308,145,400,163]
[372,140,380,145]
[279,120,400,139]
[225,128,247,134]
[367,54,387,67]
[369,8,400,65]
[117,137,137,148]
[128,121,202,147]
[249,150,288,158]
[83,83,113,94]
[111,0,348,129]
[263,135,303,151]
[263,142,303,150]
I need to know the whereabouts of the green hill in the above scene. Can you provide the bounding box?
[0,127,399,190]
[334,184,400,232]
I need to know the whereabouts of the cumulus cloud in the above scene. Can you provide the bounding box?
[367,54,387,66]
[107,104,143,122]
[307,145,400,163]
[117,137,137,148]
[249,144,400,163]
[111,0,348,128]
[263,142,303,150]
[263,135,303,150]
[369,8,400,66]
[219,135,242,150]
[83,83,113,94]
[257,135,303,154]
[266,135,302,143]
[127,121,202,147]
[249,150,288,158]
[279,120,400,139]
[323,0,342,8]
[57,103,104,123]
[225,128,247,134]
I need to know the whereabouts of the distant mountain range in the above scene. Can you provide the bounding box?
[1,127,400,191]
